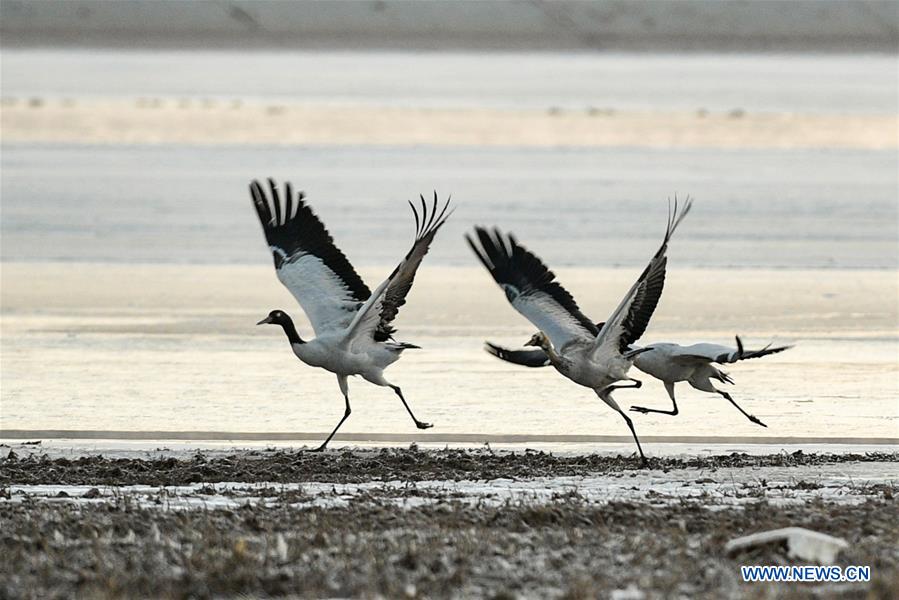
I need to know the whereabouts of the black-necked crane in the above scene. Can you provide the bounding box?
[626,337,791,426]
[251,179,451,451]
[466,199,692,463]
[485,336,791,428]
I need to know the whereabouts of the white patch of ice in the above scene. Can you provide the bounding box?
[3,461,892,511]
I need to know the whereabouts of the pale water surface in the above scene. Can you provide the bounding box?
[2,50,897,113]
[2,144,896,269]
[2,262,896,442]
[1,50,897,445]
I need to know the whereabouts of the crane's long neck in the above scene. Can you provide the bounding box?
[540,340,562,365]
[279,317,305,346]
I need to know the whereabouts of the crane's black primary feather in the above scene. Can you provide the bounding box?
[373,192,452,341]
[484,342,551,368]
[250,179,371,303]
[617,255,667,352]
[728,336,793,362]
[615,196,692,352]
[466,227,599,337]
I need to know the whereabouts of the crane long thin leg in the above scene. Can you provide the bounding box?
[312,392,352,452]
[619,410,647,464]
[631,381,680,416]
[390,385,433,430]
[719,390,767,428]
[597,388,647,465]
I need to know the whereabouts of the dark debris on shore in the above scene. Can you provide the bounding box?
[1,495,897,600]
[1,446,897,486]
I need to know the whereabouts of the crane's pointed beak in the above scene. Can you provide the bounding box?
[256,316,272,326]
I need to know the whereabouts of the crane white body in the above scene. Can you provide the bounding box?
[252,179,451,450]
[631,342,733,386]
[468,198,693,463]
[486,336,791,428]
[628,338,791,426]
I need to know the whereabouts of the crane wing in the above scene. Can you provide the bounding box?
[342,193,452,347]
[484,342,552,367]
[672,336,793,365]
[373,193,452,341]
[251,179,371,335]
[466,227,598,351]
[591,197,692,362]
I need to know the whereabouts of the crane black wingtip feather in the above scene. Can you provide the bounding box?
[409,199,421,237]
[284,181,294,225]
[484,341,501,355]
[250,180,275,229]
[267,178,282,226]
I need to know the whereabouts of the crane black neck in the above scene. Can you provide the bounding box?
[275,314,305,345]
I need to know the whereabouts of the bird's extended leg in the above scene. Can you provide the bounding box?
[390,385,433,430]
[312,376,352,452]
[631,381,680,416]
[689,376,767,428]
[597,388,647,465]
[719,390,767,428]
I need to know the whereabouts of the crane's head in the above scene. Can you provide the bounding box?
[524,331,549,350]
[256,309,291,326]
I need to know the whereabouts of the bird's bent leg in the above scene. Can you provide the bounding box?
[631,381,680,416]
[598,389,647,465]
[618,378,642,390]
[603,378,642,393]
[719,390,767,428]
[312,377,352,451]
[390,385,433,430]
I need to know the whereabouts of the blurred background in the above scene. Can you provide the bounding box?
[1,0,897,445]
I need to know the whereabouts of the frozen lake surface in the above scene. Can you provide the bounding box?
[2,144,896,269]
[1,50,896,444]
[3,49,897,113]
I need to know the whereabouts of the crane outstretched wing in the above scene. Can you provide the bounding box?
[671,336,793,365]
[591,197,693,361]
[374,193,453,341]
[466,227,598,350]
[484,342,551,367]
[251,179,371,335]
[342,193,452,346]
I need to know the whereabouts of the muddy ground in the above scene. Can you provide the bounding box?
[1,446,894,485]
[1,447,897,599]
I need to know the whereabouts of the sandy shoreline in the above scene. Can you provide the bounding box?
[2,98,895,149]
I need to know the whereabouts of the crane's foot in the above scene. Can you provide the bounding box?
[629,405,651,414]
[749,415,768,428]
[309,444,329,452]
[415,421,433,430]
